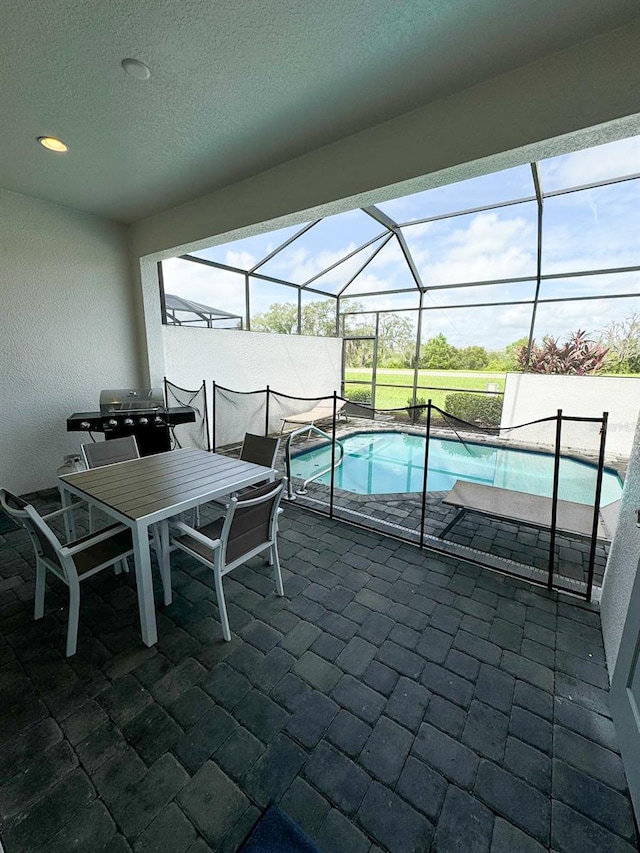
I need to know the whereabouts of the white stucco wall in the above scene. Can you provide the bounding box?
[501,374,640,458]
[0,189,140,494]
[163,325,342,444]
[601,414,640,674]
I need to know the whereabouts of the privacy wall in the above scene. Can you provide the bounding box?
[501,373,640,457]
[162,325,342,398]
[0,189,140,493]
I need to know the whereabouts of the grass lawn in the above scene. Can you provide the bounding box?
[344,368,506,410]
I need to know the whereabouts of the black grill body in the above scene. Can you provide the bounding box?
[67,407,195,456]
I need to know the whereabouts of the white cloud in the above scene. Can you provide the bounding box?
[162,258,246,320]
[407,211,537,286]
[541,136,640,191]
[225,249,256,270]
[264,241,367,287]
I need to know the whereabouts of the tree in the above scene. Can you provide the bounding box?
[250,302,298,334]
[599,313,640,374]
[504,337,529,371]
[376,314,415,367]
[420,334,459,370]
[457,345,489,370]
[301,299,342,336]
[485,337,529,371]
[519,330,609,375]
[251,298,341,336]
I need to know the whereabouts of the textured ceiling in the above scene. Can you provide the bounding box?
[1,0,638,223]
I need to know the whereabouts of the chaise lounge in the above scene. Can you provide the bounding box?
[280,399,347,433]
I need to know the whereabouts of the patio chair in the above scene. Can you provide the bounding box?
[241,433,280,470]
[171,479,286,641]
[0,489,133,657]
[82,437,139,532]
[211,433,280,510]
[81,435,140,468]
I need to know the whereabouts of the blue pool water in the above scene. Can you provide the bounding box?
[290,431,622,505]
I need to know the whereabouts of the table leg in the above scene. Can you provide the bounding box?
[58,485,77,542]
[159,520,172,606]
[132,521,158,646]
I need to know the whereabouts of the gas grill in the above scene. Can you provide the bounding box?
[67,388,196,456]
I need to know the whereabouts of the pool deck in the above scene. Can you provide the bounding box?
[0,489,635,853]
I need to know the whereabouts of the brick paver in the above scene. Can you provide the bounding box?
[0,490,635,852]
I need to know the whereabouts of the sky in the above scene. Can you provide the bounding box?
[163,135,640,349]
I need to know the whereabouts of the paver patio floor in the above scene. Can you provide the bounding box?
[0,490,636,852]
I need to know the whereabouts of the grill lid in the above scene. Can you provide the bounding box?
[99,388,166,415]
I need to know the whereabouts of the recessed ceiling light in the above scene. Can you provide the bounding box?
[122,58,151,80]
[38,136,68,153]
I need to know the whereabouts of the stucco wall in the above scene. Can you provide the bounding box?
[163,325,342,444]
[0,189,140,493]
[501,374,640,458]
[601,415,640,675]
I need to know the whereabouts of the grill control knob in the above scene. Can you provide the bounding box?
[154,416,163,424]
[108,419,118,427]
[80,421,91,429]
[124,418,134,426]
[139,417,148,425]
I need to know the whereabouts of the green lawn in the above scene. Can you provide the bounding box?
[344,368,505,410]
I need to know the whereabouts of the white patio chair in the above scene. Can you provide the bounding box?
[0,488,133,657]
[82,436,140,532]
[171,479,286,641]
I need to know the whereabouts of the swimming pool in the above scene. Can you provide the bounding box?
[290,431,622,505]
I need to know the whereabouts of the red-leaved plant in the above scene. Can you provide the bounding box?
[518,330,609,375]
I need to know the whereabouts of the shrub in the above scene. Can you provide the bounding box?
[406,395,428,423]
[443,392,503,427]
[518,330,608,374]
[345,387,371,403]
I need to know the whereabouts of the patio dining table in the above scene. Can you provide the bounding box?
[58,448,276,646]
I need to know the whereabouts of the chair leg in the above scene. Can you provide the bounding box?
[271,542,284,597]
[114,562,122,575]
[34,560,46,620]
[214,568,231,641]
[88,504,94,534]
[121,558,130,574]
[66,578,80,657]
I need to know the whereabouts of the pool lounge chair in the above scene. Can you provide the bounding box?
[280,399,346,433]
[440,480,620,542]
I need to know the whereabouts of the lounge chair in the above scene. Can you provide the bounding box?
[440,480,620,541]
[280,399,346,434]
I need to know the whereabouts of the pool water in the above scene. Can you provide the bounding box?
[290,431,622,505]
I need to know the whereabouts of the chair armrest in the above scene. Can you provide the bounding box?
[43,503,84,520]
[172,521,222,551]
[60,524,129,557]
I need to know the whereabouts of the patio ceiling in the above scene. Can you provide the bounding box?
[0,0,638,222]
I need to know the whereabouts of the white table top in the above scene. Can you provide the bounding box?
[59,448,275,522]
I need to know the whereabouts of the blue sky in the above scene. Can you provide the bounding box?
[164,135,640,349]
